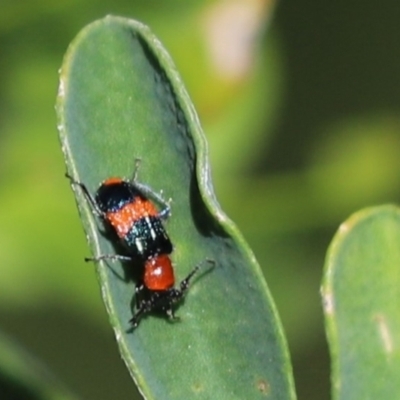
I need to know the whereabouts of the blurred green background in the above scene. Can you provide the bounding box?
[1,1,400,399]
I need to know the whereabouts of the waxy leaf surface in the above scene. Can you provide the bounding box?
[322,205,400,399]
[57,16,295,400]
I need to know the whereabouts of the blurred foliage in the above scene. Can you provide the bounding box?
[1,0,400,399]
[0,331,77,400]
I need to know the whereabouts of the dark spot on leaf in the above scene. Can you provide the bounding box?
[191,382,204,393]
[257,378,270,395]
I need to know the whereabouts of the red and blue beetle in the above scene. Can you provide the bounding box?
[66,160,211,328]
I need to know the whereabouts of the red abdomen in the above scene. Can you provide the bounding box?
[143,254,175,291]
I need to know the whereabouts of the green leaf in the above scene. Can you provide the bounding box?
[322,205,400,399]
[56,16,295,400]
[0,331,77,400]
